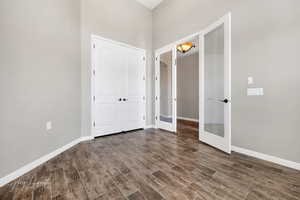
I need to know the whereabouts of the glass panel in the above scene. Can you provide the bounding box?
[204,24,225,137]
[160,51,173,123]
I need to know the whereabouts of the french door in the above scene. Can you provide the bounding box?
[91,36,146,137]
[199,14,231,153]
[155,48,177,132]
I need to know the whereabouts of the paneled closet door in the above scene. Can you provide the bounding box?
[93,39,124,136]
[92,36,146,137]
[122,48,146,131]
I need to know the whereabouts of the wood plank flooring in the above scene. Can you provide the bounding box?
[0,128,299,200]
[176,119,199,140]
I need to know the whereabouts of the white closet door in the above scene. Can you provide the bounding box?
[93,39,124,136]
[122,49,146,131]
[92,37,146,137]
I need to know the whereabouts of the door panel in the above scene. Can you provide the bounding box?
[204,24,225,138]
[123,48,146,131]
[156,48,177,132]
[93,37,146,137]
[94,40,123,136]
[199,14,231,154]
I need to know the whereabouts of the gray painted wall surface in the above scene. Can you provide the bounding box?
[177,53,199,120]
[81,0,153,136]
[0,0,81,177]
[153,0,300,163]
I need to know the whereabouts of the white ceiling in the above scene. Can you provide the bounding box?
[135,0,164,10]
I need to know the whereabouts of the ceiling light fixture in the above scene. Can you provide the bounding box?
[177,42,195,53]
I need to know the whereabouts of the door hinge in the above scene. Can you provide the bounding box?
[143,116,146,120]
[155,76,158,81]
[155,96,158,101]
[155,57,158,61]
[93,122,96,127]
[93,44,96,48]
[143,56,146,61]
[143,76,146,81]
[143,96,146,101]
[93,96,96,101]
[93,69,95,75]
[155,116,158,120]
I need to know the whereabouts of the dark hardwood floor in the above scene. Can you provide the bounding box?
[176,119,199,140]
[1,128,299,200]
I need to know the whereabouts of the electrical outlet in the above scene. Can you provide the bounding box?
[46,121,52,131]
[247,88,264,96]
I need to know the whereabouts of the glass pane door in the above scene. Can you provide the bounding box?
[156,49,177,132]
[204,24,225,138]
[199,14,231,154]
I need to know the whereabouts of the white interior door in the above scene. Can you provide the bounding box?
[92,36,146,137]
[155,48,177,132]
[122,48,146,131]
[93,39,123,136]
[199,14,231,153]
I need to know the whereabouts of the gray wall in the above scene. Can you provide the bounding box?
[0,0,81,178]
[153,0,300,163]
[177,53,199,120]
[81,0,153,136]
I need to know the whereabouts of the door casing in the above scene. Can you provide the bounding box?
[154,13,231,153]
[91,34,147,138]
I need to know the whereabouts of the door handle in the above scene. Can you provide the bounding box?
[207,98,229,103]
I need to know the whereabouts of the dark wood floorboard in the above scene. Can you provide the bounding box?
[1,128,299,200]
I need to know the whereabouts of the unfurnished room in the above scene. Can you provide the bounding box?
[0,0,300,199]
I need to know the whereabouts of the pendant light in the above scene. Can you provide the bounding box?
[177,42,195,53]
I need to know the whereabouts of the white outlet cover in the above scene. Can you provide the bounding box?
[46,121,52,130]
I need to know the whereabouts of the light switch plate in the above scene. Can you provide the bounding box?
[248,77,254,85]
[46,121,52,131]
[247,88,264,96]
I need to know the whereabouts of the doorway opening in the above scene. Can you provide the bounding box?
[176,37,199,140]
[155,13,231,154]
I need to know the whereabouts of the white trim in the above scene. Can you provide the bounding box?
[0,137,94,187]
[232,146,300,171]
[80,136,94,142]
[91,34,146,53]
[144,124,155,129]
[177,116,199,122]
[91,34,147,137]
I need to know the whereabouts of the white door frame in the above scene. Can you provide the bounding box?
[154,13,231,153]
[90,34,147,138]
[155,47,177,132]
[199,13,231,154]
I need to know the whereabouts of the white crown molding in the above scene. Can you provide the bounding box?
[232,146,300,171]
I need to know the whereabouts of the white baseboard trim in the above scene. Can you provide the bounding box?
[0,136,94,187]
[144,125,155,129]
[80,136,94,142]
[177,116,199,122]
[232,146,300,171]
